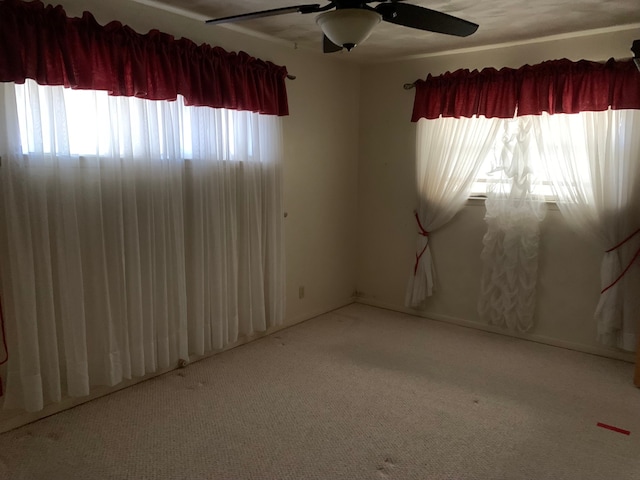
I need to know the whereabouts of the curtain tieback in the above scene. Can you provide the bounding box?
[601,227,640,294]
[413,211,430,275]
[414,211,430,237]
[0,294,7,369]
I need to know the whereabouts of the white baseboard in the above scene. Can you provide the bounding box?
[285,298,356,326]
[355,297,636,364]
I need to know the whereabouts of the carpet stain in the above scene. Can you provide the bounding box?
[376,457,396,477]
[45,431,62,441]
[17,431,33,441]
[187,382,205,390]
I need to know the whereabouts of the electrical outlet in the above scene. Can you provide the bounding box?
[298,286,305,299]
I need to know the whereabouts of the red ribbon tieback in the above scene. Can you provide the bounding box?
[601,227,640,294]
[413,212,430,276]
[0,294,7,366]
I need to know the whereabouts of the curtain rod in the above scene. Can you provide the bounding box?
[287,74,296,80]
[402,54,640,89]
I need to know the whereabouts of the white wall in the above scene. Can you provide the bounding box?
[356,28,639,360]
[58,0,361,326]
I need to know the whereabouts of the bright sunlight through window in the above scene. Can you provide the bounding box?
[14,81,246,161]
[469,116,591,201]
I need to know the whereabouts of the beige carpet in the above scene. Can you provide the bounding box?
[0,304,639,480]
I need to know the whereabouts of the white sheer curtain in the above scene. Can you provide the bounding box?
[406,116,502,307]
[478,116,547,331]
[0,80,284,412]
[533,109,640,350]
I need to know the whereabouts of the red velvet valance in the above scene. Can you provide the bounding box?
[412,58,640,121]
[0,0,289,115]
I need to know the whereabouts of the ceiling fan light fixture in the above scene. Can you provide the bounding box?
[316,9,382,51]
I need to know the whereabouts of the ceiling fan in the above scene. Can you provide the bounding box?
[205,1,479,53]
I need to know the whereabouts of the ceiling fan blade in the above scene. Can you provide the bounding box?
[323,35,343,53]
[206,4,322,25]
[377,3,478,37]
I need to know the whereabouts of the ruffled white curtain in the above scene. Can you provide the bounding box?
[0,80,284,412]
[478,117,547,331]
[406,116,502,307]
[533,109,640,350]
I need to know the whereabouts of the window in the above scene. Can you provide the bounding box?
[469,114,593,201]
[13,80,253,162]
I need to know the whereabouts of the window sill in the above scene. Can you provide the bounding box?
[466,196,560,210]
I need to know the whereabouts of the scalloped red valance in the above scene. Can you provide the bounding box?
[412,58,640,121]
[0,0,289,115]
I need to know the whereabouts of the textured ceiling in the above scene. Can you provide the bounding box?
[135,0,640,62]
